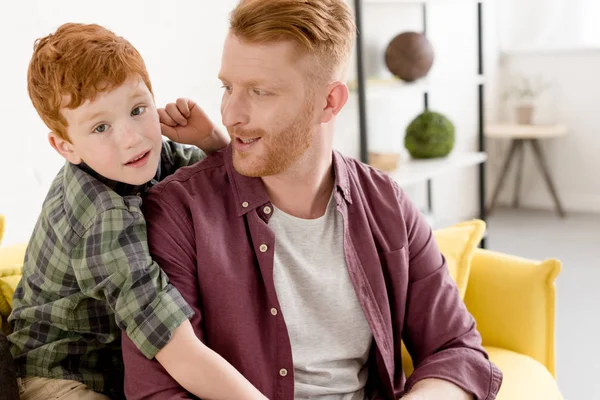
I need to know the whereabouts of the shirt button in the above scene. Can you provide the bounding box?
[259,244,268,253]
[279,368,288,377]
[270,308,278,316]
[263,206,272,215]
[242,201,249,208]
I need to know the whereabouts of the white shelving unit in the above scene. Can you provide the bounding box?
[347,75,486,97]
[390,152,487,187]
[352,0,488,243]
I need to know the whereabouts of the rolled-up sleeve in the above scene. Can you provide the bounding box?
[71,208,194,359]
[397,185,503,399]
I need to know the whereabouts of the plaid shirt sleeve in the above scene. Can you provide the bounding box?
[159,140,207,179]
[71,206,194,359]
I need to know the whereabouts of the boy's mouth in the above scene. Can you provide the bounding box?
[125,150,151,167]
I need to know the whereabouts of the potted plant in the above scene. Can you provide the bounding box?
[502,74,551,125]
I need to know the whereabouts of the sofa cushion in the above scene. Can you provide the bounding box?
[486,346,562,400]
[432,219,486,299]
[0,244,26,332]
[0,215,5,247]
[465,251,560,376]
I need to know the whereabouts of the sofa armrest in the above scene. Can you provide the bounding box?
[464,248,561,377]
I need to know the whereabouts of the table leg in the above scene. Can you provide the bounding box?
[512,140,525,208]
[488,139,519,215]
[530,139,566,218]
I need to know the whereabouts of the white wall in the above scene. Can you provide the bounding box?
[498,0,600,52]
[0,0,500,245]
[489,0,600,213]
[489,50,600,213]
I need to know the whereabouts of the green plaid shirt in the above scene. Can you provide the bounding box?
[8,141,204,396]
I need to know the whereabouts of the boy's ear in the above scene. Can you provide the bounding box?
[48,132,82,165]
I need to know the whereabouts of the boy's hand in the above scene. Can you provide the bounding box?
[159,98,230,154]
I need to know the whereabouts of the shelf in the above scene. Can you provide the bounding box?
[385,151,487,187]
[347,75,485,97]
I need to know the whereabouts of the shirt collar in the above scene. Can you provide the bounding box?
[76,161,160,197]
[224,146,353,217]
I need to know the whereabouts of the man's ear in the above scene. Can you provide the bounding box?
[320,81,349,124]
[48,132,82,164]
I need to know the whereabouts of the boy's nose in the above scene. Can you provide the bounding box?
[121,125,144,149]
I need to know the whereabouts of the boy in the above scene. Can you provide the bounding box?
[8,23,266,400]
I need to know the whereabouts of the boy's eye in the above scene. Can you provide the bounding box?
[94,124,108,134]
[131,106,146,116]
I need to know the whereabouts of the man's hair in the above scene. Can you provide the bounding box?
[27,23,153,141]
[229,0,356,82]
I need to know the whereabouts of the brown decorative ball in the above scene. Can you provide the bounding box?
[385,32,434,82]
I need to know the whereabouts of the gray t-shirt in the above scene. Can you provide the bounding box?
[270,194,373,400]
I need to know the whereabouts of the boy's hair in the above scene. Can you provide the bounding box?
[229,0,356,83]
[27,23,153,141]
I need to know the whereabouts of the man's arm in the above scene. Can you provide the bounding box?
[395,184,502,399]
[402,379,473,400]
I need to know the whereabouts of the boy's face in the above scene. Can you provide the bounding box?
[49,78,162,185]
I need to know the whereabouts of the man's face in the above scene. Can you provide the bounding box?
[55,78,163,185]
[219,33,319,177]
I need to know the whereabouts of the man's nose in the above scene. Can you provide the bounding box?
[221,91,251,129]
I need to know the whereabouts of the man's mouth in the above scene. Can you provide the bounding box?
[237,137,260,144]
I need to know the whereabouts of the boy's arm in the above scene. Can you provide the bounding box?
[73,208,265,400]
[159,98,229,167]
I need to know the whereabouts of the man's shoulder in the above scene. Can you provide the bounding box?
[336,152,402,197]
[148,150,228,199]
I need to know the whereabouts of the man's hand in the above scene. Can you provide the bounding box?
[159,98,230,154]
[401,379,474,400]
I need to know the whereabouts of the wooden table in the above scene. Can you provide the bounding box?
[485,124,568,218]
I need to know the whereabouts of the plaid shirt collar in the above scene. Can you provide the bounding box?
[76,162,161,197]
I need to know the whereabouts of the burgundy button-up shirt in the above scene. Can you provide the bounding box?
[121,146,502,400]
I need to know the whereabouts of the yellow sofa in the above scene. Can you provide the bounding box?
[0,218,563,399]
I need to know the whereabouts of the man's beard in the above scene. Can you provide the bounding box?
[230,102,315,177]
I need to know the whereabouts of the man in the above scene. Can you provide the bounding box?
[122,0,503,399]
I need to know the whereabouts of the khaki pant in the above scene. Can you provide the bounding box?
[18,376,110,400]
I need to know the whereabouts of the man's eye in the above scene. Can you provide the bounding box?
[94,124,108,133]
[131,106,146,116]
[252,89,267,96]
[221,85,233,93]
